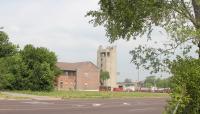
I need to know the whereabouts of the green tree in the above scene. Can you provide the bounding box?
[0,57,15,90]
[100,71,110,86]
[144,76,171,88]
[0,31,17,58]
[124,78,132,83]
[87,1,200,113]
[0,54,29,90]
[156,77,171,88]
[166,57,200,114]
[87,0,200,73]
[0,31,18,90]
[20,44,59,91]
[144,76,156,87]
[0,31,60,91]
[0,44,59,91]
[29,62,54,91]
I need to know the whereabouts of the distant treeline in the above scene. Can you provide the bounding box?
[143,76,171,88]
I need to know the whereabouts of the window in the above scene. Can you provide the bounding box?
[60,81,63,88]
[73,72,76,76]
[107,52,110,57]
[101,52,106,57]
[68,71,76,76]
[68,71,72,76]
[65,71,68,75]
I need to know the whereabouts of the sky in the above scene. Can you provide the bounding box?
[0,0,170,82]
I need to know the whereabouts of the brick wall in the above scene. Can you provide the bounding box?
[56,75,76,90]
[76,63,100,91]
[56,62,100,91]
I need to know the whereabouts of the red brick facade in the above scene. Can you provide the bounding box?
[56,62,100,91]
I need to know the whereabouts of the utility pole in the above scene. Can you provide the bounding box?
[136,64,140,91]
[137,66,140,82]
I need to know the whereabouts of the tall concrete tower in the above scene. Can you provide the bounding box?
[97,45,117,88]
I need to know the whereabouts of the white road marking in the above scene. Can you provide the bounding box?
[73,104,85,107]
[129,108,156,112]
[92,103,101,107]
[22,101,54,105]
[123,102,131,105]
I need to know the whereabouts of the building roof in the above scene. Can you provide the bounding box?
[56,61,98,71]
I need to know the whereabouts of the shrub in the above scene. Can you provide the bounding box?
[166,57,200,114]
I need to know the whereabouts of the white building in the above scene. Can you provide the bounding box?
[97,45,117,88]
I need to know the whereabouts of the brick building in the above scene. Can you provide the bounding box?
[56,61,100,91]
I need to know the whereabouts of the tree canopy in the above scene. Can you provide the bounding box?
[167,58,200,114]
[19,45,59,91]
[100,71,110,86]
[87,0,200,73]
[87,1,200,113]
[0,31,17,58]
[0,32,60,91]
[0,31,18,89]
[124,78,132,83]
[87,0,200,43]
[143,76,171,88]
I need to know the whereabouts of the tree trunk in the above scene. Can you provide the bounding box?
[192,0,200,58]
[198,41,200,58]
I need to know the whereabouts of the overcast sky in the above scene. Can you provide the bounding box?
[0,0,170,82]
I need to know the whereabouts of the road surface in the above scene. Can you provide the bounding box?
[0,98,167,114]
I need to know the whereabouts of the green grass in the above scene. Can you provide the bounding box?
[13,90,169,99]
[0,92,28,99]
[0,93,6,98]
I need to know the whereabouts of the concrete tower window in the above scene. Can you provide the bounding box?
[101,52,106,57]
[107,52,110,57]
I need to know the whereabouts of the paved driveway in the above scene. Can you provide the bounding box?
[0,98,167,114]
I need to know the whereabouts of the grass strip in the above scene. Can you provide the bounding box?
[0,92,29,99]
[13,90,169,99]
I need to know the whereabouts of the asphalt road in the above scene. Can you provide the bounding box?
[0,98,167,114]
